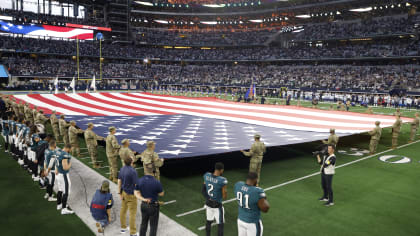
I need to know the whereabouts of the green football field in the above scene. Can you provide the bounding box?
[1,93,420,235]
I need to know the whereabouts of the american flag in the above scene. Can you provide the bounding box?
[11,92,411,159]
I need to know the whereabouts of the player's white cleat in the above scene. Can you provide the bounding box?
[48,197,57,202]
[57,205,63,210]
[33,176,40,182]
[61,208,74,215]
[44,193,49,199]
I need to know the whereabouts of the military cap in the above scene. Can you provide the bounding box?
[109,126,116,132]
[375,121,380,126]
[121,139,130,144]
[254,134,261,139]
[52,110,56,113]
[87,122,94,127]
[70,120,76,124]
[34,105,38,108]
[60,114,65,119]
[101,180,110,192]
[39,110,44,113]
[146,140,155,148]
[330,128,335,133]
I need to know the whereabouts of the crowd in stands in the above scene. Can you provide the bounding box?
[297,14,420,40]
[1,36,419,60]
[4,56,420,92]
[0,8,105,27]
[135,28,276,46]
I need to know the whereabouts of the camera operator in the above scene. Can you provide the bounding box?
[316,144,336,207]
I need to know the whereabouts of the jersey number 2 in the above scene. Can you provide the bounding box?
[236,192,250,209]
[207,184,214,197]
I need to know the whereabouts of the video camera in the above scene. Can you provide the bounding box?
[312,144,328,157]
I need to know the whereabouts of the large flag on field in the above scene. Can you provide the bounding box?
[11,92,413,159]
[244,83,256,100]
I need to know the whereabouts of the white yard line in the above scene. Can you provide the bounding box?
[177,139,420,218]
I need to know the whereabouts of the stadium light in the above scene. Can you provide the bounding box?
[135,1,153,6]
[202,4,226,8]
[296,15,311,19]
[154,20,168,24]
[406,3,411,6]
[201,21,218,25]
[349,7,373,12]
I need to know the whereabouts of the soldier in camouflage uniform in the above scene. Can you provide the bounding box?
[35,110,48,126]
[68,120,84,157]
[241,134,266,186]
[12,99,19,116]
[23,103,31,122]
[391,114,402,149]
[322,128,339,148]
[368,121,382,154]
[50,110,60,142]
[32,105,39,124]
[139,141,164,180]
[119,139,141,166]
[106,126,120,183]
[84,123,104,168]
[18,101,24,115]
[59,115,71,145]
[409,112,419,143]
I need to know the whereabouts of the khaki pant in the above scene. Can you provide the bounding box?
[70,142,80,157]
[369,139,378,153]
[392,133,399,148]
[52,125,60,142]
[62,133,69,146]
[249,159,262,185]
[107,155,118,180]
[410,128,418,141]
[87,145,98,165]
[120,191,138,235]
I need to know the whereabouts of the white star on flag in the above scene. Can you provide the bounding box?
[185,127,203,130]
[184,130,202,134]
[148,132,164,136]
[158,150,191,156]
[169,144,190,149]
[215,133,228,136]
[141,136,160,140]
[126,125,142,128]
[131,140,148,145]
[174,139,197,143]
[118,128,132,132]
[180,135,199,139]
[210,146,236,150]
[214,137,234,140]
[159,125,173,128]
[154,128,171,131]
[212,141,230,145]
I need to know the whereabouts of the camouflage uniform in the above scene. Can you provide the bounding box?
[392,116,402,149]
[18,102,24,115]
[140,142,164,180]
[409,114,419,142]
[68,121,84,157]
[119,142,141,166]
[59,117,70,145]
[50,111,60,142]
[84,124,103,167]
[12,101,19,116]
[242,134,266,186]
[23,104,31,122]
[32,106,39,124]
[35,110,48,126]
[106,127,120,182]
[368,121,382,154]
[322,129,339,147]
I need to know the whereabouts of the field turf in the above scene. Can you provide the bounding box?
[1,92,420,236]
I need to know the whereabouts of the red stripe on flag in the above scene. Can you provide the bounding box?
[122,93,368,131]
[55,94,139,116]
[81,93,175,115]
[135,94,387,126]
[28,94,102,116]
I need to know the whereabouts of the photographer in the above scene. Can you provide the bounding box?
[316,144,336,207]
[90,180,114,233]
